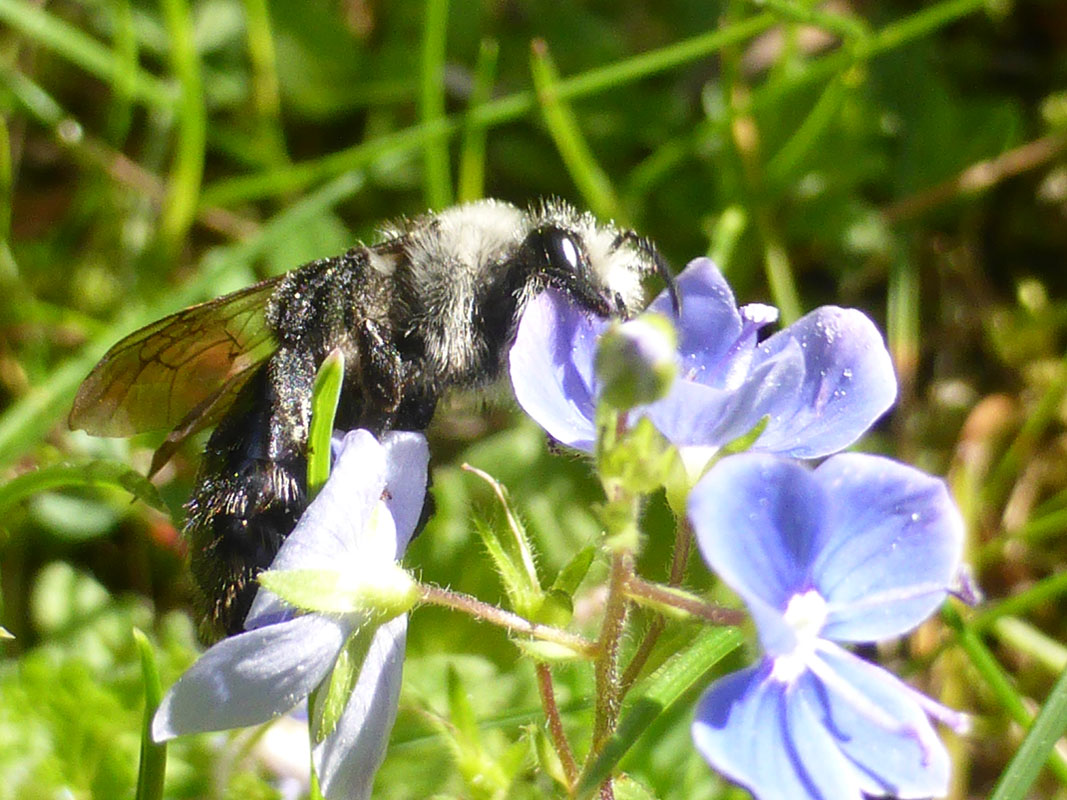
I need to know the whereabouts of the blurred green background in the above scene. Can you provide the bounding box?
[2,0,1067,797]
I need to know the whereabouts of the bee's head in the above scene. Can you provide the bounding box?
[524,199,675,319]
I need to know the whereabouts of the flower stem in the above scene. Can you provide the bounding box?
[588,551,632,769]
[536,662,578,791]
[417,583,596,657]
[620,518,695,692]
[624,576,746,626]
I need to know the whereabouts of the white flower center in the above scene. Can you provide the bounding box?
[770,589,828,683]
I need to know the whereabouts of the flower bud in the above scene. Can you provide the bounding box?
[595,313,677,410]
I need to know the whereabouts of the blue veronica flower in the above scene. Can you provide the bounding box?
[152,429,429,800]
[688,452,969,800]
[509,258,897,461]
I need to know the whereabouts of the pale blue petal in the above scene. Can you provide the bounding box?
[641,381,734,446]
[689,454,828,614]
[381,432,431,554]
[692,664,861,800]
[247,430,388,627]
[812,454,964,641]
[509,290,603,451]
[315,615,408,800]
[804,645,951,798]
[152,615,345,740]
[709,342,806,446]
[646,258,744,386]
[751,307,897,458]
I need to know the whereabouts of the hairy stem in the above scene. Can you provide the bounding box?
[536,662,578,791]
[588,551,633,772]
[620,517,694,692]
[417,584,596,657]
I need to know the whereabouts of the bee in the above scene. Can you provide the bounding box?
[70,198,670,639]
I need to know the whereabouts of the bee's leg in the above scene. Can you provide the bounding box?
[356,318,411,430]
[185,363,309,641]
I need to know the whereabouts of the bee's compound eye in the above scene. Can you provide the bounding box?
[535,227,583,274]
[555,233,580,270]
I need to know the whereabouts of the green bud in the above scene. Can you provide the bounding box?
[595,313,678,410]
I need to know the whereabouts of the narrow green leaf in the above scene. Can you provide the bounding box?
[0,461,168,514]
[313,625,376,743]
[419,0,453,209]
[887,242,920,400]
[0,111,10,242]
[105,0,137,144]
[472,516,539,617]
[576,627,743,796]
[306,348,345,499]
[241,0,288,166]
[133,628,166,800]
[944,605,1067,783]
[990,660,1067,800]
[458,38,498,203]
[0,0,174,109]
[529,39,622,223]
[550,545,596,597]
[463,465,543,616]
[201,15,778,207]
[530,726,570,790]
[159,0,206,253]
[993,616,1067,674]
[764,75,850,186]
[447,664,481,745]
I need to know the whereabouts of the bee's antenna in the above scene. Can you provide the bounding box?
[612,230,679,315]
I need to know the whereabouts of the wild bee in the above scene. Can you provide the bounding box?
[70,198,669,639]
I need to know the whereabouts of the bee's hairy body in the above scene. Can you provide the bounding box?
[70,199,667,639]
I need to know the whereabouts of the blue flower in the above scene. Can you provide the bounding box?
[687,452,968,800]
[152,429,429,800]
[509,258,897,462]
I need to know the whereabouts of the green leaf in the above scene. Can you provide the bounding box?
[529,726,570,790]
[306,348,345,499]
[258,564,417,618]
[533,589,574,628]
[134,628,166,800]
[598,416,678,496]
[990,659,1067,800]
[529,39,622,222]
[446,664,480,744]
[550,545,596,597]
[312,625,377,743]
[464,465,544,617]
[576,626,744,796]
[0,460,168,515]
[945,605,1067,783]
[513,637,591,663]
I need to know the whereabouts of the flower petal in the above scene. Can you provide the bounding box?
[804,644,951,798]
[689,454,829,613]
[247,430,389,627]
[812,453,964,641]
[509,290,603,451]
[380,432,431,554]
[692,664,861,800]
[751,307,897,458]
[646,258,744,385]
[152,615,345,740]
[315,615,408,800]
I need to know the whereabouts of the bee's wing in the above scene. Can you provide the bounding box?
[70,278,282,437]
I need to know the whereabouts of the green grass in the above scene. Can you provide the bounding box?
[2,0,1067,798]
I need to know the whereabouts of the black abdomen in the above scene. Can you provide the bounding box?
[185,368,306,640]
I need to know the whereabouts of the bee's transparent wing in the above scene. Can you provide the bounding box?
[70,278,282,437]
